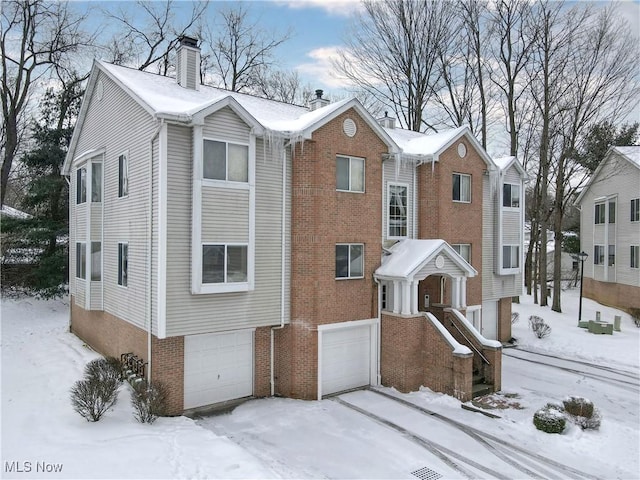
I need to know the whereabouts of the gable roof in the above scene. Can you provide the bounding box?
[493,155,528,180]
[575,145,640,205]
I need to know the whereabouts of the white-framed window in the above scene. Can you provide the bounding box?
[91,162,102,202]
[608,200,616,224]
[75,242,86,279]
[76,167,86,204]
[118,242,128,287]
[118,153,128,198]
[336,243,364,279]
[593,245,605,265]
[452,173,471,202]
[453,244,471,264]
[502,183,520,208]
[631,199,639,222]
[91,242,101,281]
[381,284,387,311]
[202,244,248,284]
[631,246,639,269]
[608,245,615,266]
[594,203,605,224]
[388,183,408,238]
[502,245,519,269]
[203,139,248,183]
[336,155,365,193]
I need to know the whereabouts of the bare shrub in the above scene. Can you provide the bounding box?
[511,312,520,324]
[84,357,123,384]
[131,380,168,424]
[529,316,551,338]
[629,307,640,327]
[70,376,119,422]
[563,396,601,430]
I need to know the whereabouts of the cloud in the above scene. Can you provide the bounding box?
[276,0,363,17]
[295,46,356,89]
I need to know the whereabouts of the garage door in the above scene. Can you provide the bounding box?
[481,300,497,340]
[320,323,373,397]
[184,330,253,409]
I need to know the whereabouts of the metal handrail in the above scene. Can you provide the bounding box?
[448,319,490,365]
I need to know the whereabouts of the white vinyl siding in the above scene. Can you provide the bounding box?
[201,188,249,242]
[388,183,408,239]
[382,160,415,241]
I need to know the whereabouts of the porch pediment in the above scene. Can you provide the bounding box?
[375,239,477,281]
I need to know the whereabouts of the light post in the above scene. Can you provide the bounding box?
[577,251,588,326]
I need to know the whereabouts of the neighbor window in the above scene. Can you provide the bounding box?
[91,163,102,202]
[76,167,86,204]
[118,242,128,286]
[503,183,520,208]
[608,245,615,266]
[594,203,605,224]
[202,244,248,284]
[381,284,387,310]
[631,246,639,269]
[91,242,101,281]
[453,244,471,264]
[203,139,248,182]
[75,242,86,279]
[631,199,640,222]
[593,245,605,265]
[608,201,616,224]
[388,184,408,238]
[502,245,519,269]
[336,243,364,278]
[336,155,365,192]
[453,173,471,202]
[118,154,128,197]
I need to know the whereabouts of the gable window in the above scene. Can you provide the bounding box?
[593,245,604,265]
[203,139,248,182]
[118,242,128,287]
[631,199,640,222]
[202,244,248,284]
[388,184,408,238]
[336,243,364,279]
[502,245,519,269]
[453,244,471,264]
[503,183,520,208]
[608,201,616,223]
[118,154,128,197]
[452,173,471,202]
[91,163,102,202]
[594,203,605,224]
[76,167,86,204]
[75,242,86,279]
[608,245,615,266]
[91,242,101,281]
[336,155,365,193]
[631,246,639,269]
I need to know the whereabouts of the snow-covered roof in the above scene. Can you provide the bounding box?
[613,145,640,167]
[375,239,477,279]
[1,205,31,219]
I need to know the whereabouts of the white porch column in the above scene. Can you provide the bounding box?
[401,281,412,315]
[393,281,401,314]
[411,280,419,314]
[460,277,467,308]
[452,277,460,308]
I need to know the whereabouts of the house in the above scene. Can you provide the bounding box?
[63,37,526,414]
[575,145,640,312]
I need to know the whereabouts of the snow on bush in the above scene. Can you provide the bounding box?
[130,380,168,424]
[529,315,551,338]
[563,396,602,430]
[533,406,566,434]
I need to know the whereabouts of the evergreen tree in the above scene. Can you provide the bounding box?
[575,121,639,173]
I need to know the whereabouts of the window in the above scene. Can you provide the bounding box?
[503,183,520,208]
[608,201,616,224]
[91,242,101,281]
[336,244,364,278]
[388,184,408,238]
[594,203,605,224]
[607,245,616,266]
[118,242,128,286]
[593,245,605,265]
[453,244,471,264]
[75,242,86,279]
[91,163,102,202]
[631,246,639,269]
[76,167,86,204]
[452,173,471,202]
[202,244,248,284]
[381,284,387,311]
[118,154,128,197]
[336,155,365,192]
[632,199,640,222]
[203,139,248,182]
[502,245,519,269]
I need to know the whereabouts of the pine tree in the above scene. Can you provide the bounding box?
[575,121,639,173]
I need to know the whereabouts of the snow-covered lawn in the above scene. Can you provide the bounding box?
[1,287,638,479]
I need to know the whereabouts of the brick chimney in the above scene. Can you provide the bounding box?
[377,111,396,129]
[176,36,200,90]
[309,89,330,111]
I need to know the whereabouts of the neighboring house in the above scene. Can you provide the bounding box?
[575,145,640,312]
[63,37,526,414]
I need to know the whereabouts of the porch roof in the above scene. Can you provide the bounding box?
[375,239,477,281]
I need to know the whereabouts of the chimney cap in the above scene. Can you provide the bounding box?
[179,35,199,48]
[315,89,324,99]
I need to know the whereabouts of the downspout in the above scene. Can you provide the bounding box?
[373,276,382,385]
[148,120,163,382]
[270,146,288,396]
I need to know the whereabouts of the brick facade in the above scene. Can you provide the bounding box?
[583,277,640,312]
[497,297,513,343]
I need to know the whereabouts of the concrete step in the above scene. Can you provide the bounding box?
[472,382,493,398]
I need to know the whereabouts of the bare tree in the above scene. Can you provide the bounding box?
[200,4,291,92]
[334,0,456,132]
[0,0,90,207]
[252,67,312,106]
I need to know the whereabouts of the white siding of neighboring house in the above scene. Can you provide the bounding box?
[164,107,291,336]
[382,159,415,242]
[71,71,159,332]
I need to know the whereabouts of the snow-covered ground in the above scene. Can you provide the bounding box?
[1,287,638,479]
